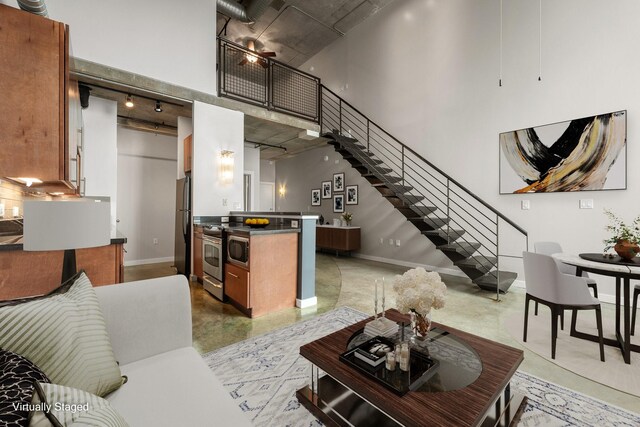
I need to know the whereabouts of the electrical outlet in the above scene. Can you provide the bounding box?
[521,200,530,210]
[221,216,229,223]
[389,238,394,246]
[222,198,228,207]
[395,239,401,247]
[291,220,299,228]
[579,199,594,209]
[153,238,158,245]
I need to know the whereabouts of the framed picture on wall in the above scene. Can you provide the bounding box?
[499,110,627,193]
[333,172,345,192]
[346,185,358,205]
[322,181,332,199]
[311,189,321,206]
[333,194,345,213]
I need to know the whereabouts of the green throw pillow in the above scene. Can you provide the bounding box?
[30,382,129,427]
[0,271,124,397]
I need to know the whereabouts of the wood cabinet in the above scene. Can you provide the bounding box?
[184,135,193,173]
[316,226,361,253]
[193,226,203,282]
[0,243,125,300]
[0,5,72,186]
[225,262,250,308]
[224,232,298,318]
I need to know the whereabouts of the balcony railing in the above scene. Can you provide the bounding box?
[217,38,320,123]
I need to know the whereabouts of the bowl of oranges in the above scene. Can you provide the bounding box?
[245,218,270,228]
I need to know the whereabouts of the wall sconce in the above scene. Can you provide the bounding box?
[219,150,234,184]
[279,184,286,198]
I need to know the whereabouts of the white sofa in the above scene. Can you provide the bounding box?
[95,275,252,427]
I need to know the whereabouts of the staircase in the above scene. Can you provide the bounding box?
[320,86,528,294]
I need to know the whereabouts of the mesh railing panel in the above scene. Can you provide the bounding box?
[218,38,319,122]
[272,63,318,121]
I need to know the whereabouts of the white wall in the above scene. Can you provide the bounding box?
[83,97,118,228]
[260,160,276,182]
[302,0,640,298]
[39,0,217,95]
[117,127,177,265]
[192,102,244,216]
[244,146,261,211]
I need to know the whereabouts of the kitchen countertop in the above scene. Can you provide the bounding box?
[225,225,301,236]
[230,211,320,219]
[0,230,127,252]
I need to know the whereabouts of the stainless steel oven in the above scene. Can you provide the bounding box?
[227,235,249,268]
[202,235,223,300]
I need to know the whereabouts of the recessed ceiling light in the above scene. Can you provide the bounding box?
[125,94,134,108]
[155,100,163,113]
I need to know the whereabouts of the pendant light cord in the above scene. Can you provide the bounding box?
[538,0,542,81]
[499,0,503,87]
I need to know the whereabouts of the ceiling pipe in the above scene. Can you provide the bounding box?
[17,0,48,17]
[216,0,270,24]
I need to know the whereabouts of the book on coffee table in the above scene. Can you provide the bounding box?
[352,336,394,367]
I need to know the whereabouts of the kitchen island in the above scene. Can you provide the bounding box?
[225,226,299,318]
[0,232,127,300]
[230,212,319,309]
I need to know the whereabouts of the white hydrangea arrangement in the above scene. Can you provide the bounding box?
[393,267,447,316]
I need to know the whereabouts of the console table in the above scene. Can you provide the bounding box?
[297,309,526,426]
[316,225,360,254]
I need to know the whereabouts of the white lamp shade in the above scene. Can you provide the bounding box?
[23,198,111,251]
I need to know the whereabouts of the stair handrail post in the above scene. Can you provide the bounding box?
[401,145,406,188]
[339,98,343,135]
[446,179,451,244]
[366,119,370,153]
[496,216,500,302]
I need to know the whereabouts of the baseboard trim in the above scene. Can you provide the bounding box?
[296,297,318,309]
[350,253,468,279]
[123,257,174,267]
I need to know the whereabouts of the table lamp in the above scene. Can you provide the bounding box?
[23,197,111,284]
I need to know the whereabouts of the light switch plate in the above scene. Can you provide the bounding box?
[291,220,299,228]
[395,239,401,247]
[521,200,530,210]
[389,238,394,246]
[579,199,594,209]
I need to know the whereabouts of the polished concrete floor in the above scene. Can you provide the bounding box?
[124,255,640,413]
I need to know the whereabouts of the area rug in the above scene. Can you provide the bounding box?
[505,309,640,397]
[203,306,640,426]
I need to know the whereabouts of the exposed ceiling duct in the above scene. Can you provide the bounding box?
[16,0,48,17]
[216,0,270,24]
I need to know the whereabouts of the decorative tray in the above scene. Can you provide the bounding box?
[339,336,440,396]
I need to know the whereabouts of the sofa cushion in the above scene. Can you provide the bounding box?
[106,347,252,427]
[30,382,129,427]
[0,349,50,427]
[0,271,124,397]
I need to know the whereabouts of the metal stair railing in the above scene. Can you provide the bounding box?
[321,85,528,299]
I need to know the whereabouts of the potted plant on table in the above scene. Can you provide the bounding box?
[603,209,640,260]
[341,212,353,226]
[393,268,447,340]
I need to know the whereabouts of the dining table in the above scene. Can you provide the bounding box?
[552,253,640,364]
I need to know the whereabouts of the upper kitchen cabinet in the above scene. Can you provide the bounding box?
[0,5,75,190]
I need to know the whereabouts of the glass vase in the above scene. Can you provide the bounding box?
[410,311,432,341]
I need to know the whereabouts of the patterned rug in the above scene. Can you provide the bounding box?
[202,307,640,426]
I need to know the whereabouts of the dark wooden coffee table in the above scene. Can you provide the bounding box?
[297,309,526,427]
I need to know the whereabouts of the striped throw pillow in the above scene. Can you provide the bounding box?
[0,271,124,397]
[30,382,129,427]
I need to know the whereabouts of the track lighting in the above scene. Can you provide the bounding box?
[125,94,134,108]
[155,100,163,113]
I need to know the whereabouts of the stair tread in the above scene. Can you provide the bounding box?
[473,270,518,293]
[437,242,481,252]
[423,229,465,238]
[455,256,497,268]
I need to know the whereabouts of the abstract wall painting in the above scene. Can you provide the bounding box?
[499,111,627,194]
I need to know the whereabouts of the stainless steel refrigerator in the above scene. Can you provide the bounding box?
[174,175,191,277]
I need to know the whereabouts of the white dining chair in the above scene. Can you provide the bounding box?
[523,251,605,362]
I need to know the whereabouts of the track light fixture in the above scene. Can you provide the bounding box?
[154,100,163,113]
[125,94,134,108]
